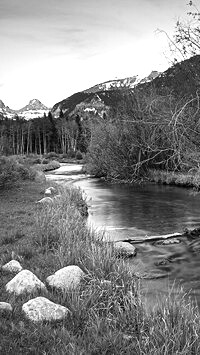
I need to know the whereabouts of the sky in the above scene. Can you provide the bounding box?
[0,0,190,109]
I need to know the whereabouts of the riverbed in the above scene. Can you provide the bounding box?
[47,163,200,306]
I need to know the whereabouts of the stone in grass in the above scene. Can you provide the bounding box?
[114,242,137,257]
[44,187,57,196]
[22,296,69,322]
[0,302,13,315]
[5,269,46,296]
[2,260,23,273]
[46,265,85,292]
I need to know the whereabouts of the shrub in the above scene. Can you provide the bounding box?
[0,156,21,189]
[45,152,59,159]
[41,158,49,164]
[61,153,68,159]
[32,157,42,164]
[76,150,83,160]
[42,160,60,171]
[0,156,36,189]
[67,149,76,158]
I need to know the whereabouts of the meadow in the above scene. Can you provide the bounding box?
[0,156,200,354]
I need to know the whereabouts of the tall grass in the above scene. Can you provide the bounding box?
[31,184,200,354]
[1,182,200,353]
[148,169,200,190]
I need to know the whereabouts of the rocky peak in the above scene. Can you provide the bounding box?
[19,99,49,112]
[0,98,50,120]
[0,100,5,109]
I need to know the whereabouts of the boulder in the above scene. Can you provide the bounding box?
[22,296,69,322]
[44,187,57,196]
[46,265,85,292]
[114,242,137,257]
[5,269,46,295]
[0,302,13,314]
[2,260,23,273]
[36,197,53,205]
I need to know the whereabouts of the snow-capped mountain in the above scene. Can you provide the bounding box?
[0,99,50,120]
[84,71,160,93]
[52,70,160,118]
[17,99,50,119]
[0,100,15,119]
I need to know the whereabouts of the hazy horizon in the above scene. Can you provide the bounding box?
[0,0,189,109]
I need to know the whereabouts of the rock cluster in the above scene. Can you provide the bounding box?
[1,260,85,323]
[0,186,138,325]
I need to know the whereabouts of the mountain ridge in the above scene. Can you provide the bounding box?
[51,70,160,118]
[0,99,50,120]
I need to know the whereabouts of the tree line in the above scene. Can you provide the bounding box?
[0,111,90,156]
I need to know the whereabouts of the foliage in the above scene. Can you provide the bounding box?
[86,87,200,182]
[75,150,83,160]
[0,110,89,157]
[44,151,59,159]
[171,1,200,62]
[0,155,36,189]
[34,159,60,172]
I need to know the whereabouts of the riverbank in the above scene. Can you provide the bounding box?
[86,156,200,190]
[148,169,200,190]
[1,179,200,353]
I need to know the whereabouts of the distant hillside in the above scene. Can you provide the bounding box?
[52,56,200,120]
[51,90,125,119]
[51,71,160,119]
[148,55,200,97]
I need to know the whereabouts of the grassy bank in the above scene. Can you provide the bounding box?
[148,169,200,190]
[1,178,200,354]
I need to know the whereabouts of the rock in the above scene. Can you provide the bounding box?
[22,296,69,322]
[5,269,46,295]
[114,242,137,257]
[2,260,23,273]
[44,187,56,196]
[0,302,13,314]
[46,265,85,292]
[36,197,53,205]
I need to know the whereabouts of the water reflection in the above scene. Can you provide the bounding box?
[47,166,200,306]
[74,179,200,236]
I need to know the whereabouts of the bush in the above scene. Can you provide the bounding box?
[45,152,59,159]
[0,156,36,189]
[76,151,83,160]
[32,157,42,164]
[41,160,60,171]
[41,158,49,164]
[67,149,76,158]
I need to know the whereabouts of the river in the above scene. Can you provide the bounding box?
[47,164,200,306]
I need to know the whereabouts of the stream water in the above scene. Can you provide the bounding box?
[47,164,200,306]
